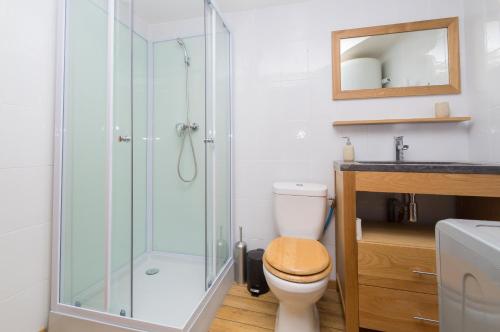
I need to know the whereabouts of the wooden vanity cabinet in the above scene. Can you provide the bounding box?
[358,227,438,332]
[334,171,500,332]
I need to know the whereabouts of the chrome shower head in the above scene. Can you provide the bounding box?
[176,38,191,66]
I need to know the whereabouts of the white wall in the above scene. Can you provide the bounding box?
[464,0,500,162]
[224,0,470,278]
[148,16,205,42]
[0,0,493,330]
[152,36,206,255]
[0,0,57,330]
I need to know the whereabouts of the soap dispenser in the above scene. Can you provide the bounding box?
[342,136,355,162]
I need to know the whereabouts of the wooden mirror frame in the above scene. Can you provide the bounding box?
[332,17,461,100]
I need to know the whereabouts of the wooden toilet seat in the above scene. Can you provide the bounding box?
[263,237,332,283]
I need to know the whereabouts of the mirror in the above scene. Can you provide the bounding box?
[332,17,461,100]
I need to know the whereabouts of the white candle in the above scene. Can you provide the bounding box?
[435,101,451,118]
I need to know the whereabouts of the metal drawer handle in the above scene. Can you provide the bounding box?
[413,316,439,324]
[412,270,437,276]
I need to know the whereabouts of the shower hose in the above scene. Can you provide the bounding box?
[177,54,198,183]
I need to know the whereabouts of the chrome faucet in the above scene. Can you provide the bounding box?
[394,136,409,161]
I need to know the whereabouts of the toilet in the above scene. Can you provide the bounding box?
[263,182,331,332]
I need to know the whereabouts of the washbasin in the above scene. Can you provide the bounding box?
[355,161,477,165]
[336,160,500,174]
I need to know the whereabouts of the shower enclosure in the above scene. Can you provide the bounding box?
[50,0,232,331]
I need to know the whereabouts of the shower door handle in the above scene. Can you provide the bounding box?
[204,137,215,144]
[118,135,132,143]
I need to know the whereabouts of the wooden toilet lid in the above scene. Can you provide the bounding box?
[264,256,332,283]
[264,237,331,277]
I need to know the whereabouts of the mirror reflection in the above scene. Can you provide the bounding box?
[340,28,449,90]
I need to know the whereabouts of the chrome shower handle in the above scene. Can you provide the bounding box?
[118,135,131,143]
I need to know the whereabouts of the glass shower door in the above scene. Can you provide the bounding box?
[110,0,134,317]
[59,0,110,312]
[59,0,135,317]
[213,13,231,277]
[109,0,149,318]
[205,4,231,288]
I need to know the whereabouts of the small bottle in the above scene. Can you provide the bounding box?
[342,136,355,161]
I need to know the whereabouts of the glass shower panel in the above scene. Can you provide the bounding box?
[60,0,140,316]
[214,15,231,275]
[109,0,133,317]
[108,0,149,318]
[130,9,149,313]
[152,37,206,256]
[133,0,207,327]
[205,2,215,287]
[60,0,109,311]
[58,0,231,327]
[205,5,232,285]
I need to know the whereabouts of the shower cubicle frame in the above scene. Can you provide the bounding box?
[49,0,234,331]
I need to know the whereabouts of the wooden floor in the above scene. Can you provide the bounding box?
[209,283,345,332]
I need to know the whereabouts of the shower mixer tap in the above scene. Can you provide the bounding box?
[176,122,199,137]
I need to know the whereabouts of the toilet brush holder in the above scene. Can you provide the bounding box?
[234,227,247,284]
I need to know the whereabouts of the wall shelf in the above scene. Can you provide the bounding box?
[332,116,471,127]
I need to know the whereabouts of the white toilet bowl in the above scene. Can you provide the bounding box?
[263,236,331,332]
[263,265,329,332]
[264,182,330,332]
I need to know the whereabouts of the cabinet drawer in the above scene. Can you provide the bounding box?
[359,285,439,332]
[358,241,437,294]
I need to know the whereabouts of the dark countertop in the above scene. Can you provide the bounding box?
[334,161,500,175]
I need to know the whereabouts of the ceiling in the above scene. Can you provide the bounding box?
[216,0,309,12]
[130,0,309,24]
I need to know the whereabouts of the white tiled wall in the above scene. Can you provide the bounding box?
[0,0,57,330]
[0,0,496,329]
[224,0,470,278]
[464,0,500,162]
